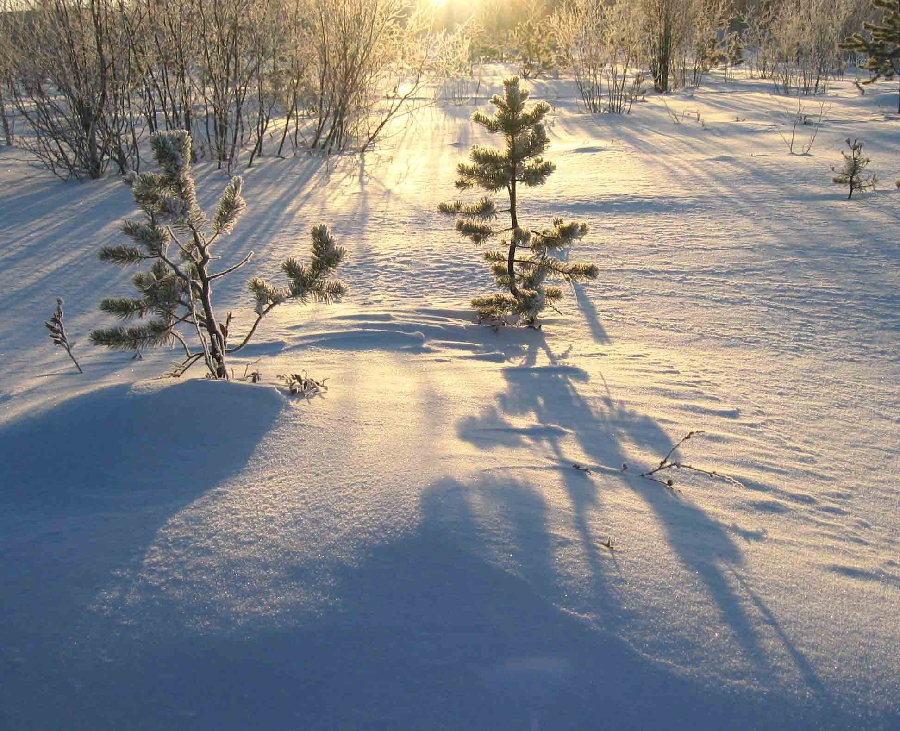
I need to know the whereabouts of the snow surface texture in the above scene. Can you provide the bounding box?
[1,69,899,730]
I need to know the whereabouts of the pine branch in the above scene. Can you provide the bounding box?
[438,201,463,215]
[309,224,345,275]
[99,245,150,266]
[100,297,148,320]
[439,197,498,220]
[456,219,497,244]
[212,176,246,235]
[548,260,600,282]
[521,159,555,186]
[120,220,168,255]
[209,251,254,280]
[532,219,590,250]
[89,320,174,351]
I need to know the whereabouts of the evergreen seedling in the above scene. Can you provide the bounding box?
[512,18,557,80]
[91,131,346,379]
[832,138,877,199]
[439,77,598,326]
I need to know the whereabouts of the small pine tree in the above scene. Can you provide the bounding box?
[832,138,877,199]
[90,131,346,379]
[439,77,598,326]
[841,0,900,114]
[512,18,557,80]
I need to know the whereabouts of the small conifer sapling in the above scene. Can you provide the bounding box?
[45,297,82,373]
[90,131,346,379]
[439,77,599,326]
[832,138,877,199]
[512,18,557,80]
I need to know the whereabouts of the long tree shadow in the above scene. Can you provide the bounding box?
[24,473,878,731]
[573,281,610,344]
[455,332,834,707]
[275,474,864,730]
[3,356,891,729]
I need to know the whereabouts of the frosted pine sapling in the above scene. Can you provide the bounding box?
[512,19,557,80]
[439,77,598,326]
[832,138,877,199]
[841,0,900,114]
[90,131,346,379]
[45,298,82,373]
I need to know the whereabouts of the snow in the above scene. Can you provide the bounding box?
[1,67,899,730]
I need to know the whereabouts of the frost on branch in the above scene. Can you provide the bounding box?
[841,0,900,114]
[45,298,82,373]
[831,137,877,199]
[90,131,347,380]
[439,77,598,327]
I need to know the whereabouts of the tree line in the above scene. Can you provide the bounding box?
[0,0,895,179]
[0,0,453,178]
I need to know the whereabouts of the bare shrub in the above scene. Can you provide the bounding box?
[552,0,645,114]
[773,96,829,155]
[7,0,141,179]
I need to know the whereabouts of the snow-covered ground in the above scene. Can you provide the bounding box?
[1,68,898,730]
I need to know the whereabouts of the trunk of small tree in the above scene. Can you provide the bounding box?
[0,93,12,146]
[196,266,229,379]
[507,180,519,298]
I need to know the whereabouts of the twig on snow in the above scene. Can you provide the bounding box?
[573,430,745,493]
